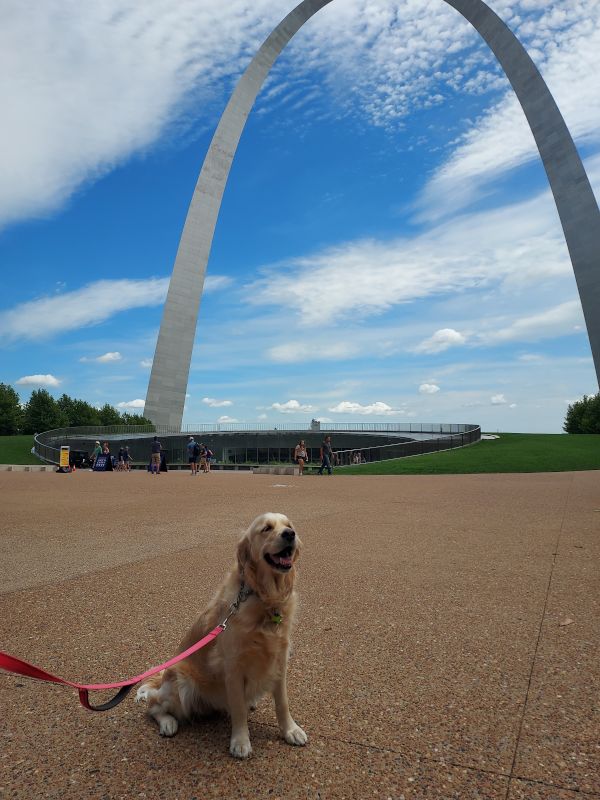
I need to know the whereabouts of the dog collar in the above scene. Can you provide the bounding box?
[236,581,282,624]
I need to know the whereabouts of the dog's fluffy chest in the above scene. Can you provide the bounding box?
[219,602,292,679]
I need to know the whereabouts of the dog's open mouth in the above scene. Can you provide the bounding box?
[264,546,294,571]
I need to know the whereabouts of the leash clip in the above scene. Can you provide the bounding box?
[219,583,253,630]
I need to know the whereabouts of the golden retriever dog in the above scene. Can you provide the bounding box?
[136,512,306,758]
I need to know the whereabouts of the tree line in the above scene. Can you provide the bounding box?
[563,393,600,434]
[0,383,152,435]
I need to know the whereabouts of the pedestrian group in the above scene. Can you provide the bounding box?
[187,437,213,475]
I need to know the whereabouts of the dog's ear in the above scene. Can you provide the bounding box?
[237,535,251,576]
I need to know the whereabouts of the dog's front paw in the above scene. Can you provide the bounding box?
[135,685,150,703]
[158,714,179,737]
[283,724,308,746]
[230,735,253,759]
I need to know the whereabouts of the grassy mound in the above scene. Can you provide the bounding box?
[0,435,40,465]
[340,433,600,475]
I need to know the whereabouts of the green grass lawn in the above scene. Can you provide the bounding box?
[0,435,40,465]
[340,433,600,475]
[2,432,599,472]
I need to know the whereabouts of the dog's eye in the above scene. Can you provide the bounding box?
[262,524,272,533]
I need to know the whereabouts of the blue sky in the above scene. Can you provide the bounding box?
[1,0,599,433]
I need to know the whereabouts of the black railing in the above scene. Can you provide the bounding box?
[334,426,481,467]
[34,423,481,466]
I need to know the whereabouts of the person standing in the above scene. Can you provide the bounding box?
[318,435,333,475]
[187,436,199,476]
[150,436,162,475]
[294,439,308,475]
[123,446,132,471]
[91,441,102,467]
[199,443,208,474]
[205,445,213,473]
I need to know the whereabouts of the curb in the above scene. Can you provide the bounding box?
[0,464,56,472]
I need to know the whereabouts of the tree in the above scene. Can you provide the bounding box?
[564,393,600,433]
[56,395,100,427]
[580,393,600,433]
[71,400,101,427]
[99,403,122,426]
[22,389,62,434]
[120,412,153,426]
[0,383,23,435]
[56,394,76,426]
[8,387,154,434]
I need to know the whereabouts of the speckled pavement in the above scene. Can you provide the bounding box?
[1,470,598,800]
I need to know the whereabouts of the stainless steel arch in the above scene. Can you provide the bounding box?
[146,0,600,428]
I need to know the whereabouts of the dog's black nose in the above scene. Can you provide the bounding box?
[282,528,295,542]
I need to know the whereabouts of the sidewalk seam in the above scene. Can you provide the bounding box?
[505,473,575,800]
[253,719,600,796]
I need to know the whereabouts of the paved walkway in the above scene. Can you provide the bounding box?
[0,470,598,799]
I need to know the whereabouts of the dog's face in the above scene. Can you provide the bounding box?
[237,513,301,603]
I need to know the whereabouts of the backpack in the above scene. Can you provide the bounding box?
[206,449,213,458]
[193,442,200,457]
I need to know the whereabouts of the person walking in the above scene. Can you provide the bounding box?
[150,436,162,475]
[123,446,132,471]
[187,436,199,475]
[294,439,308,475]
[318,435,334,475]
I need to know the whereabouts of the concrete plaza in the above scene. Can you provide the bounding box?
[0,469,598,799]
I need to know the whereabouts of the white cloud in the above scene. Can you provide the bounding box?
[415,329,467,354]
[217,415,238,423]
[4,0,597,232]
[268,341,357,363]
[270,399,314,414]
[204,275,234,292]
[0,278,168,341]
[416,5,600,221]
[202,397,233,408]
[15,374,60,387]
[0,272,238,344]
[479,301,584,345]
[328,401,401,416]
[80,351,122,363]
[117,399,145,409]
[419,383,441,394]
[242,152,600,366]
[0,0,289,229]
[97,351,122,363]
[140,358,153,368]
[0,0,452,229]
[247,169,583,326]
[491,394,507,405]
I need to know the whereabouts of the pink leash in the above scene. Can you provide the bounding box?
[0,583,252,712]
[0,625,224,711]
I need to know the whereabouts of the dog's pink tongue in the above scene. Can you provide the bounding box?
[278,555,293,567]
